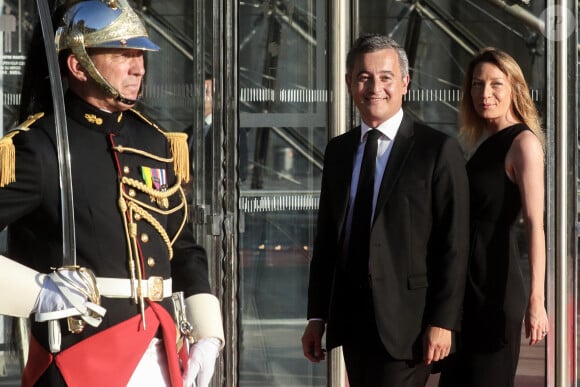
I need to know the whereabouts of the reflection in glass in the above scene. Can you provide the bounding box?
[238,1,327,385]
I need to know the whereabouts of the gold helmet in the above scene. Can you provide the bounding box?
[55,0,159,104]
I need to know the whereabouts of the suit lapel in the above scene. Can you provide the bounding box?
[374,115,415,222]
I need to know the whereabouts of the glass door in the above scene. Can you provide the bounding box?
[237,1,328,386]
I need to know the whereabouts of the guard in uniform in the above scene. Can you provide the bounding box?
[0,1,224,386]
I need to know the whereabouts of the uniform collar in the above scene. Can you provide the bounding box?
[65,91,126,135]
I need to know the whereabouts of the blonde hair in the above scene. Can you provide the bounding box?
[459,47,545,152]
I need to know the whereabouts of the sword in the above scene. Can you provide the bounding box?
[35,0,76,266]
[35,0,77,352]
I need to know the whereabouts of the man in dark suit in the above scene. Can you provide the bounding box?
[301,34,469,387]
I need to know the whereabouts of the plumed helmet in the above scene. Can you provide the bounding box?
[55,0,159,52]
[54,0,159,104]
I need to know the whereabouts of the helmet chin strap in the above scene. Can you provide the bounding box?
[70,39,140,107]
[115,94,139,106]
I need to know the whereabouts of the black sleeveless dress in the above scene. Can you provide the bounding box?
[439,124,531,387]
[462,123,529,352]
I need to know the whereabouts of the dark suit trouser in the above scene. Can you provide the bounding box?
[341,285,432,387]
[438,318,522,387]
[343,342,431,387]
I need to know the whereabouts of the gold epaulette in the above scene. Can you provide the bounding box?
[0,112,44,188]
[129,109,190,184]
[164,132,190,183]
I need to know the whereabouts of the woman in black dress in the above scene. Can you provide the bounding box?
[439,48,549,387]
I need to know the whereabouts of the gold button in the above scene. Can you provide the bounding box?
[134,213,142,221]
[141,233,149,243]
[123,166,130,174]
[147,257,155,267]
[129,189,136,197]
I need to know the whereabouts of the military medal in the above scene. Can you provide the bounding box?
[141,166,169,208]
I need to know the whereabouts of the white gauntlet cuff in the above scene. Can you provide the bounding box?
[0,255,44,317]
[184,293,225,350]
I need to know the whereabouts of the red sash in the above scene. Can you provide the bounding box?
[22,303,181,387]
[21,335,53,387]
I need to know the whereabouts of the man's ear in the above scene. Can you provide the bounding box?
[66,54,88,82]
[402,74,410,94]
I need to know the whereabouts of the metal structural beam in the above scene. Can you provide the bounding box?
[485,0,580,55]
[549,0,578,385]
[485,0,545,31]
[328,0,351,386]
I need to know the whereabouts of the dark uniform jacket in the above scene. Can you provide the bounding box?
[0,91,209,353]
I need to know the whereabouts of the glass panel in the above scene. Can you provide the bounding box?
[238,1,327,385]
[137,0,206,197]
[1,1,35,131]
[357,1,549,386]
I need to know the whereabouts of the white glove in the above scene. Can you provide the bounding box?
[35,268,106,327]
[182,337,220,387]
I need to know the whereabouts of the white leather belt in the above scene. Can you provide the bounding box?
[97,277,172,301]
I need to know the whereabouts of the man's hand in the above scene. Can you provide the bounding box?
[183,337,220,387]
[301,320,326,363]
[35,267,105,327]
[422,326,451,365]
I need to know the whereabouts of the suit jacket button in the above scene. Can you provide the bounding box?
[147,257,155,267]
